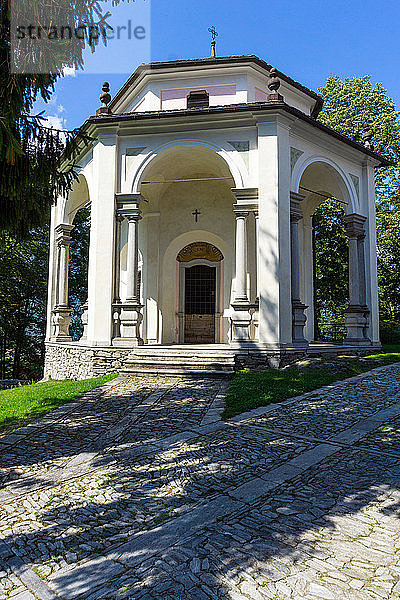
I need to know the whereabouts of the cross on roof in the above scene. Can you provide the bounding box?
[208,26,218,58]
[208,26,218,41]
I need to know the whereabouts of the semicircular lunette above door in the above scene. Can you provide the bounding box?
[177,242,224,263]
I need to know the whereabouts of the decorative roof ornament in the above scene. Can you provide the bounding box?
[267,67,283,103]
[208,26,218,58]
[96,82,112,116]
[362,123,373,150]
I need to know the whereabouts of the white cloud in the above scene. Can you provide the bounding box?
[62,66,76,77]
[58,104,66,114]
[43,115,66,131]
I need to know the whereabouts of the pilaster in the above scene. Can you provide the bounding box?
[257,116,292,346]
[87,127,118,346]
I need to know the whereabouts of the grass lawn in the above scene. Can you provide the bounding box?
[223,345,400,419]
[0,374,117,435]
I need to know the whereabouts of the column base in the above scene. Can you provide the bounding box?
[344,305,370,345]
[52,307,72,342]
[113,303,143,346]
[80,301,88,343]
[292,300,309,346]
[230,302,252,342]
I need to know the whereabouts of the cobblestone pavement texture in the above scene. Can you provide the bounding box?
[0,365,400,599]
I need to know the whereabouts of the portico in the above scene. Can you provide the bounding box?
[44,55,388,379]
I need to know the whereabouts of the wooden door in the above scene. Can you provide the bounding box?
[184,265,216,344]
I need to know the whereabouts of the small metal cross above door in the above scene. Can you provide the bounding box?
[192,209,201,222]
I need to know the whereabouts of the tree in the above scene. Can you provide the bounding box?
[313,199,349,323]
[0,0,120,236]
[0,228,49,378]
[318,75,400,323]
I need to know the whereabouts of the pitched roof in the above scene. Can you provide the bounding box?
[109,54,324,118]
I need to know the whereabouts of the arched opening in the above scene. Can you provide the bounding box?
[313,199,348,342]
[51,174,91,343]
[68,206,90,340]
[297,161,352,343]
[177,242,224,344]
[133,144,240,345]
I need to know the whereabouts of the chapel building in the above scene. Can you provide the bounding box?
[44,54,389,378]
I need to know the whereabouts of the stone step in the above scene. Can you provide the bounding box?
[128,349,236,358]
[120,349,237,376]
[122,359,235,370]
[120,365,235,377]
[125,355,235,364]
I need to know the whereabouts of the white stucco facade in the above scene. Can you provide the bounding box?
[45,55,388,377]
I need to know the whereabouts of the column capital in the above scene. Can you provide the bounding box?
[232,188,259,211]
[55,223,74,246]
[116,193,147,216]
[344,213,367,238]
[233,205,250,218]
[290,191,305,221]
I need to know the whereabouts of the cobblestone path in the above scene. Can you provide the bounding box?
[1,364,400,599]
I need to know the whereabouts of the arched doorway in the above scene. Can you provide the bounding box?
[177,242,224,344]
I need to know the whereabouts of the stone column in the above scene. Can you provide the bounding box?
[230,188,258,343]
[112,213,124,339]
[52,223,74,341]
[113,193,146,346]
[344,214,370,345]
[290,192,308,345]
[233,207,249,303]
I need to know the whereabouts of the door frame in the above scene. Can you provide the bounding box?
[177,258,223,344]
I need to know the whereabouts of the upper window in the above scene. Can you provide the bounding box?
[187,90,209,109]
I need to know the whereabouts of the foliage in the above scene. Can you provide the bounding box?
[318,75,400,323]
[379,321,400,344]
[0,228,49,378]
[313,198,348,325]
[69,207,90,340]
[376,208,400,321]
[224,346,400,418]
[0,373,117,433]
[0,0,122,236]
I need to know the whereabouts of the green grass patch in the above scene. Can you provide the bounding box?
[223,345,400,419]
[0,374,117,434]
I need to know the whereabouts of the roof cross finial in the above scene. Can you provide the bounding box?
[208,26,218,58]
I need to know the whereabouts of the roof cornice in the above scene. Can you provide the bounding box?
[85,101,390,167]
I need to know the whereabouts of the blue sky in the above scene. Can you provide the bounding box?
[35,0,400,131]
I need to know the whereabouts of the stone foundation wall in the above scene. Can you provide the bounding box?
[44,341,382,380]
[44,343,133,380]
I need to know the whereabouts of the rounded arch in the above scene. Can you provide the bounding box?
[128,139,245,193]
[163,230,229,275]
[60,173,91,225]
[292,155,358,214]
